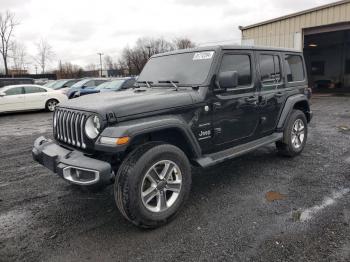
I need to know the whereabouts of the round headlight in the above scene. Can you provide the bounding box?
[85,115,101,139]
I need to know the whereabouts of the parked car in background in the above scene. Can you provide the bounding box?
[44,80,58,88]
[73,77,136,98]
[0,84,67,113]
[50,79,80,94]
[34,78,51,85]
[0,78,34,88]
[67,78,109,99]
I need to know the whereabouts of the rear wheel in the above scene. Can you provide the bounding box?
[276,109,308,157]
[45,99,58,112]
[114,143,191,228]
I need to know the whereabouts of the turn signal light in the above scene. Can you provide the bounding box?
[116,136,130,145]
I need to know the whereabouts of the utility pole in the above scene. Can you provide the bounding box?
[35,65,38,75]
[97,53,103,77]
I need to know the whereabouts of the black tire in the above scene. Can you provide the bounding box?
[276,109,308,157]
[45,99,59,112]
[114,143,192,228]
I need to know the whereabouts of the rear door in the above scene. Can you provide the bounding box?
[23,86,48,109]
[256,51,287,135]
[0,86,25,112]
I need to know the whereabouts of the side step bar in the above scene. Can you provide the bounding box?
[195,133,283,168]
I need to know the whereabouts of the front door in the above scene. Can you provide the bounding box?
[23,86,48,109]
[256,52,287,135]
[213,52,260,147]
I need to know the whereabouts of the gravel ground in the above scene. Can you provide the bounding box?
[0,96,349,262]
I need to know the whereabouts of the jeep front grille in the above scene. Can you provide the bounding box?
[54,109,87,149]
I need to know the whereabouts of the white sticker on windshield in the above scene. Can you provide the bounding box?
[193,51,214,61]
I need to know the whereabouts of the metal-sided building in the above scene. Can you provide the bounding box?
[240,0,350,92]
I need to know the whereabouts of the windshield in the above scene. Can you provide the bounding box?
[138,51,215,86]
[71,79,90,89]
[97,79,125,90]
[44,81,56,88]
[52,80,68,89]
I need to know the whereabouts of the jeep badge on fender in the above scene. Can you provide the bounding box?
[32,45,312,228]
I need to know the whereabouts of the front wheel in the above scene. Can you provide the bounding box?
[276,109,308,157]
[114,143,192,228]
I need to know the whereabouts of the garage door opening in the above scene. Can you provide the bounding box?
[304,25,350,94]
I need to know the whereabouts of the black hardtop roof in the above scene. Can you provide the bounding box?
[152,45,302,58]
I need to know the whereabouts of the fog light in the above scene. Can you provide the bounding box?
[63,167,99,185]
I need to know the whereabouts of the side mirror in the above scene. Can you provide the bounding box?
[0,92,5,97]
[217,71,238,90]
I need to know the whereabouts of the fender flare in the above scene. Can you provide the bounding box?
[97,115,202,158]
[277,94,310,130]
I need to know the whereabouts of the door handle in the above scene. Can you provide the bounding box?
[245,96,257,103]
[213,102,221,111]
[275,92,284,98]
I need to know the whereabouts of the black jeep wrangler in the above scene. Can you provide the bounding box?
[33,45,312,228]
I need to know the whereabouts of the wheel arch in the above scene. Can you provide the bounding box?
[45,98,59,108]
[98,115,202,160]
[128,127,199,160]
[277,94,311,130]
[293,100,311,122]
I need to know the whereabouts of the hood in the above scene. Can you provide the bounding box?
[59,88,194,119]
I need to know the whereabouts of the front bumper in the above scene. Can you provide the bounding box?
[32,136,113,186]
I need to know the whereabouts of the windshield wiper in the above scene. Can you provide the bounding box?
[158,80,179,91]
[136,81,153,88]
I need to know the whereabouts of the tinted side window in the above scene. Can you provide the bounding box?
[24,86,46,94]
[5,87,24,96]
[219,54,252,87]
[274,55,282,82]
[84,80,96,87]
[122,79,136,89]
[95,80,106,86]
[285,55,305,82]
[259,55,275,85]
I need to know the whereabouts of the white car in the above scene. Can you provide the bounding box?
[0,84,68,113]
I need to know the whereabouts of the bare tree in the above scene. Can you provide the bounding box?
[104,55,114,70]
[85,63,97,71]
[55,61,82,78]
[34,39,54,74]
[0,11,18,75]
[173,38,196,49]
[11,41,27,72]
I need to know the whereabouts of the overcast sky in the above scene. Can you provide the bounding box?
[0,0,337,71]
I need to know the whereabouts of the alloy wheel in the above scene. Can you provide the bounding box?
[141,160,182,213]
[48,100,57,112]
[291,119,305,149]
